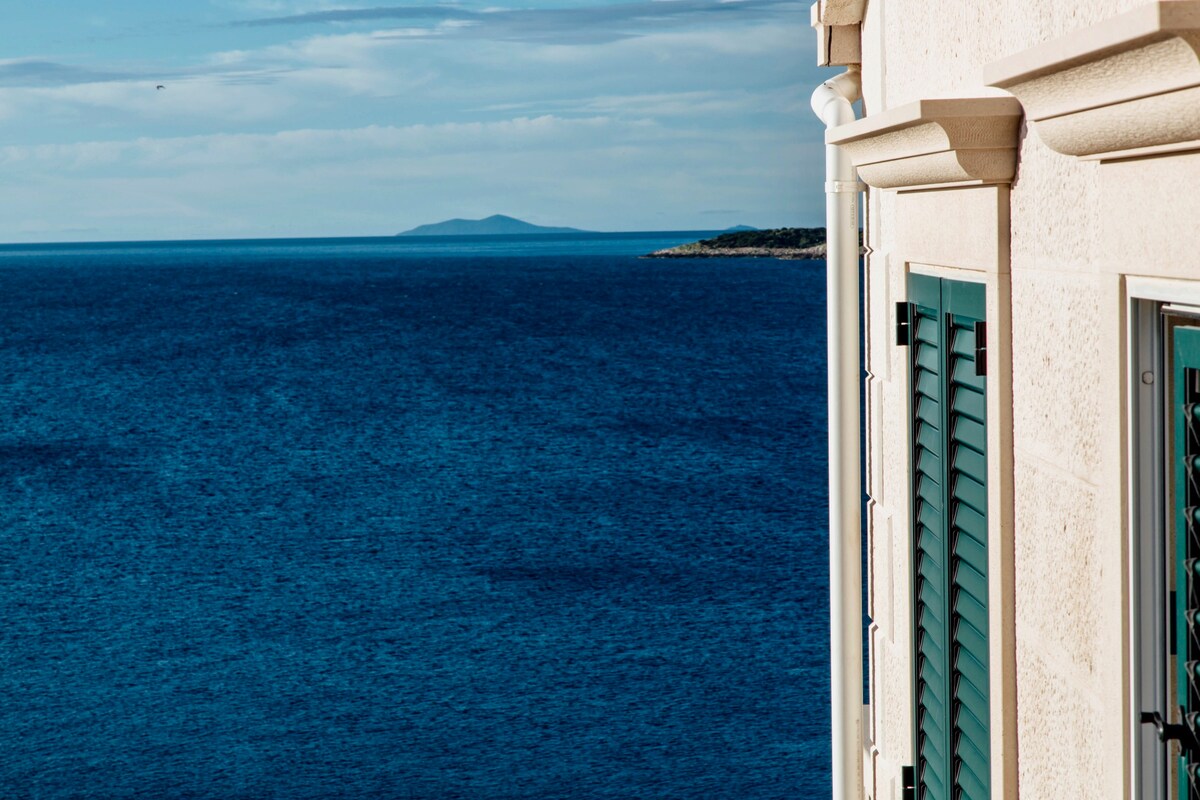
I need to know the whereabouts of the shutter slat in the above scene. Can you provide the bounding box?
[917,475,942,508]
[950,325,976,357]
[952,469,988,516]
[921,764,947,800]
[951,358,986,392]
[956,720,990,773]
[916,344,940,372]
[955,701,989,750]
[954,753,989,800]
[956,731,989,771]
[954,503,987,545]
[953,588,987,634]
[916,395,942,427]
[920,716,946,763]
[952,447,988,492]
[913,312,939,342]
[918,504,943,533]
[954,532,987,575]
[954,673,988,717]
[920,680,946,725]
[952,415,987,453]
[918,579,944,616]
[951,385,986,423]
[916,421,942,453]
[917,446,943,482]
[916,369,939,398]
[954,646,988,696]
[953,614,987,659]
[920,626,946,666]
[953,559,988,605]
[919,560,945,595]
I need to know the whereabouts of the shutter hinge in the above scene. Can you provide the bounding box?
[901,765,916,800]
[974,320,987,376]
[1141,710,1200,753]
[896,302,911,346]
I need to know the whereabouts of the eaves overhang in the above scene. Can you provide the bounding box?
[811,0,864,66]
[825,97,1024,190]
[985,0,1200,161]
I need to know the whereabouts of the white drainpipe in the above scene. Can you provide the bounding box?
[810,66,863,800]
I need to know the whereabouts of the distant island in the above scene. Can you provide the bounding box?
[398,215,590,237]
[646,228,832,259]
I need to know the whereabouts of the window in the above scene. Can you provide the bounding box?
[904,273,991,800]
[1133,299,1200,800]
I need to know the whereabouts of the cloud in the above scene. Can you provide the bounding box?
[235,5,478,26]
[0,116,636,172]
[0,59,134,88]
[232,0,805,44]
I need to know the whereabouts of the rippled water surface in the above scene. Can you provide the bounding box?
[0,236,830,798]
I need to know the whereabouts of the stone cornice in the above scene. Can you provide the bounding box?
[825,97,1024,190]
[811,1,862,66]
[985,1,1200,160]
[812,0,866,26]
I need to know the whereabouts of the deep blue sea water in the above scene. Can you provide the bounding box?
[0,233,830,799]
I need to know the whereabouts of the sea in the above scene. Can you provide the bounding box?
[0,232,831,799]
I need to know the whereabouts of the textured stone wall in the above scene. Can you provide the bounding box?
[852,1,1160,798]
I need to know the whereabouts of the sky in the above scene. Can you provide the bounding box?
[0,0,833,242]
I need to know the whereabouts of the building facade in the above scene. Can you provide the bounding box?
[812,1,1200,797]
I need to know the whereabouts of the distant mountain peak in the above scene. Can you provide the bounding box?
[398,215,590,237]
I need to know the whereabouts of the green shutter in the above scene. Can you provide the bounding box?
[1173,326,1200,791]
[908,274,990,800]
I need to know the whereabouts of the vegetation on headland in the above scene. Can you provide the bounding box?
[645,227,851,259]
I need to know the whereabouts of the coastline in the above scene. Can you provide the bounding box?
[641,227,841,260]
[643,243,828,260]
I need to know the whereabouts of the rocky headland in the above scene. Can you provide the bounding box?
[645,227,840,259]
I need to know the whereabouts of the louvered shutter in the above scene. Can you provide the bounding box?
[907,274,990,800]
[1173,326,1200,792]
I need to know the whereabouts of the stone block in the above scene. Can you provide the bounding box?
[1009,270,1122,484]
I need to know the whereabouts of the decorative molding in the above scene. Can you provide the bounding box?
[985,1,1200,160]
[825,98,1024,190]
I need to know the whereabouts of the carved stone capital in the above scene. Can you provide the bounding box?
[825,98,1024,190]
[986,1,1200,160]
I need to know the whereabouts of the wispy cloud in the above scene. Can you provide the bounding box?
[234,5,479,26]
[0,116,638,171]
[0,59,135,88]
[232,0,804,44]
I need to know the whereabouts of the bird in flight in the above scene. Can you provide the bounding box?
[156,85,165,90]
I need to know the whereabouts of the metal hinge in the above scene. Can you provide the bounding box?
[974,320,987,376]
[896,302,911,346]
[901,765,916,800]
[1141,710,1200,753]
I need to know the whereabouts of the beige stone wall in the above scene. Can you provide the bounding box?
[852,1,1195,798]
[862,1,1147,115]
